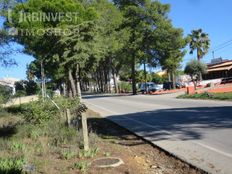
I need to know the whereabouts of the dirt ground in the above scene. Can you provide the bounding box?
[85,110,205,174]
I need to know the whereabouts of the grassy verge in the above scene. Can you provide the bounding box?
[0,98,204,174]
[178,92,232,101]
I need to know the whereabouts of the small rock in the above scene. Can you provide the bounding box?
[23,164,36,172]
[150,165,160,169]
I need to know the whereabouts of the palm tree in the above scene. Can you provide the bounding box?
[189,29,210,61]
[189,29,210,81]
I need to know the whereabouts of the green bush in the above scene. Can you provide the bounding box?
[152,74,167,84]
[178,92,232,101]
[118,81,131,93]
[0,85,12,104]
[21,100,58,125]
[54,97,80,111]
[13,90,27,98]
[6,97,80,124]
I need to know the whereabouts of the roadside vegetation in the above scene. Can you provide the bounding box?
[178,92,232,101]
[0,98,204,174]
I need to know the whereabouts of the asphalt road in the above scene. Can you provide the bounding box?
[83,93,232,174]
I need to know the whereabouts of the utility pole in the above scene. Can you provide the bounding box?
[212,51,215,59]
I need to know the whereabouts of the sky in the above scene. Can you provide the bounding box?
[1,0,232,79]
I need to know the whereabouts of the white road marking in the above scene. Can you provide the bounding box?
[194,142,232,158]
[85,101,232,159]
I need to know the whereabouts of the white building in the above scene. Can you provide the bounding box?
[0,77,20,95]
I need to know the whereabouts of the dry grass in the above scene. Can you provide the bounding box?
[0,109,204,174]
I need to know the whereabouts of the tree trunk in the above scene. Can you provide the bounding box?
[172,72,176,89]
[68,83,73,98]
[197,49,203,81]
[112,68,118,93]
[143,60,147,93]
[99,70,104,93]
[191,76,197,90]
[75,64,82,100]
[41,61,46,101]
[168,72,171,82]
[131,54,137,95]
[68,69,77,97]
[104,68,108,93]
[62,83,67,97]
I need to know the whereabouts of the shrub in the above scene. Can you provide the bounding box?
[22,100,59,124]
[0,85,12,104]
[152,74,167,84]
[118,81,131,93]
[54,97,80,111]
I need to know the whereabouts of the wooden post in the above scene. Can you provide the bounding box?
[81,113,89,151]
[66,109,71,127]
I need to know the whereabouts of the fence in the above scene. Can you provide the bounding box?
[3,95,39,107]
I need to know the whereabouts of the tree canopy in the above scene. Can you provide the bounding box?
[1,0,199,96]
[184,59,207,89]
[189,29,210,61]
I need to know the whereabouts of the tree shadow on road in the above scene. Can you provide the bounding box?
[106,106,232,141]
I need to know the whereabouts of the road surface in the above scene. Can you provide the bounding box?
[83,93,232,174]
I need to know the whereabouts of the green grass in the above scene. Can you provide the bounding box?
[178,92,232,101]
[74,161,90,172]
[0,98,100,173]
[0,156,26,174]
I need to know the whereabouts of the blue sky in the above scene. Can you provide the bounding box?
[1,0,232,79]
[161,0,232,63]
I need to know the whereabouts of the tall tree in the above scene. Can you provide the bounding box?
[155,22,187,88]
[90,0,127,93]
[188,29,210,81]
[189,29,210,61]
[114,0,171,95]
[5,0,98,97]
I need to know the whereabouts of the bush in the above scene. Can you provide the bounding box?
[152,74,167,84]
[54,97,80,111]
[118,81,131,93]
[13,90,27,98]
[6,97,80,125]
[14,80,39,97]
[21,100,58,125]
[0,85,12,104]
